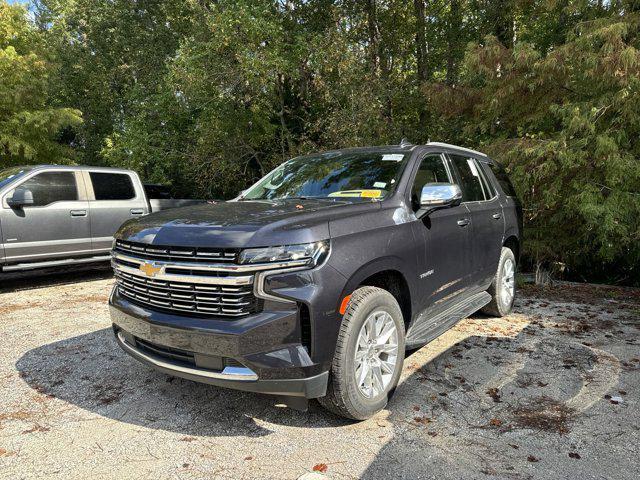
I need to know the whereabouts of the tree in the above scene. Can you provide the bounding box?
[0,1,81,167]
[434,8,640,283]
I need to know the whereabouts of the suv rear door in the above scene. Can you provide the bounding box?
[83,171,148,253]
[0,169,91,264]
[448,153,504,288]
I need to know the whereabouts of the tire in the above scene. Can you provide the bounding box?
[482,247,516,317]
[318,286,405,420]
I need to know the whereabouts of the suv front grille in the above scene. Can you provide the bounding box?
[112,240,261,318]
[115,270,259,317]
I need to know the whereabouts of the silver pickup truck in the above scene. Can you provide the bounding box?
[0,165,203,272]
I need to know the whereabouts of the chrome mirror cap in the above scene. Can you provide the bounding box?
[420,183,463,208]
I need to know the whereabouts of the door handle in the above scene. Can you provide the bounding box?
[457,218,470,227]
[70,210,87,217]
[130,208,144,215]
[492,212,502,220]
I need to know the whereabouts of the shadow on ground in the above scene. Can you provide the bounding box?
[14,298,637,478]
[0,265,112,293]
[15,328,351,437]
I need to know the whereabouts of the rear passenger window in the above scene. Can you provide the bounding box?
[476,162,496,199]
[90,172,135,200]
[18,171,78,207]
[489,162,518,197]
[449,154,485,202]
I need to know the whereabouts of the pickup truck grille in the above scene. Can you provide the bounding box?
[111,240,261,318]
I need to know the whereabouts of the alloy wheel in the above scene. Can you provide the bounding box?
[353,310,399,399]
[501,258,515,307]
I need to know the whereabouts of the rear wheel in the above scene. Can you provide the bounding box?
[482,247,516,317]
[318,286,405,420]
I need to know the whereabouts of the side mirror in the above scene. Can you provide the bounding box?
[7,188,34,208]
[420,183,462,212]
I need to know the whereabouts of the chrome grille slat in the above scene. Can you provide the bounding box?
[115,271,256,317]
[115,240,238,263]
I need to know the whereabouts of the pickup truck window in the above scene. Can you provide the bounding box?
[90,172,135,200]
[242,151,409,201]
[18,171,78,207]
[449,154,485,202]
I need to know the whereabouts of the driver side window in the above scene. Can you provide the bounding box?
[411,153,451,210]
[16,171,78,207]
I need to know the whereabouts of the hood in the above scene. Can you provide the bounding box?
[116,198,380,248]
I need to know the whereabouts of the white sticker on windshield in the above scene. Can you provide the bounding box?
[382,154,404,162]
[373,181,387,188]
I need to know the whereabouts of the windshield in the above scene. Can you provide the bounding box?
[0,167,31,190]
[242,151,409,201]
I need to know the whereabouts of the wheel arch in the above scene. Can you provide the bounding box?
[503,235,520,264]
[338,258,414,331]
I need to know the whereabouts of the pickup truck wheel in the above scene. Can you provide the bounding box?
[482,247,516,317]
[318,286,405,420]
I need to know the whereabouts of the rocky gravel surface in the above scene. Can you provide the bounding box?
[0,272,638,479]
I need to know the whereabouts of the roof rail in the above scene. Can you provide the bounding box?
[426,142,487,157]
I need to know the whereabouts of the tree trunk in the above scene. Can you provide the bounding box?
[414,0,428,84]
[445,0,462,85]
[364,0,380,75]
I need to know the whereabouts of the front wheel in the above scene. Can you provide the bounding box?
[318,286,405,420]
[482,247,516,317]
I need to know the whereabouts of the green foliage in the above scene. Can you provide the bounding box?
[0,1,81,166]
[432,13,640,283]
[2,0,638,284]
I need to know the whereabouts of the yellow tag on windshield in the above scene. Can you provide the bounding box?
[360,190,382,198]
[329,189,382,198]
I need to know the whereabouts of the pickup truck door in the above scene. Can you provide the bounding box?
[0,170,91,264]
[83,171,148,253]
[409,152,473,313]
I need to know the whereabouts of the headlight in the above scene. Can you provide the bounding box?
[238,241,329,266]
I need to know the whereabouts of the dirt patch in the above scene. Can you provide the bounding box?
[509,396,575,434]
[521,283,640,309]
[0,293,109,315]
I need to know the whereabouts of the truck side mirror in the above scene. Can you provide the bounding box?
[7,188,34,208]
[420,183,462,212]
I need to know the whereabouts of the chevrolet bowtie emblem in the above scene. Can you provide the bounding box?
[139,262,162,278]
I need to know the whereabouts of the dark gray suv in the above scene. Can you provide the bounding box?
[109,142,521,420]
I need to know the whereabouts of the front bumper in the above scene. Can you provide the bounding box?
[113,328,328,398]
[109,260,347,398]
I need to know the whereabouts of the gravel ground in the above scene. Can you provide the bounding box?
[0,272,638,480]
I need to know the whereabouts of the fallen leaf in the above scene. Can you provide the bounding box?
[313,463,328,473]
[244,456,253,461]
[489,418,502,427]
[414,416,431,425]
[527,455,539,463]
